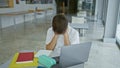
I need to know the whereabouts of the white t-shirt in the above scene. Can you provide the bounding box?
[46,26,80,57]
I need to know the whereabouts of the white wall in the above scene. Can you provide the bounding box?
[0,0,56,28]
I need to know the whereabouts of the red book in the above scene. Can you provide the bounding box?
[16,52,34,63]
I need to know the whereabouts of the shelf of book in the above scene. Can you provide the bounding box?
[9,52,38,68]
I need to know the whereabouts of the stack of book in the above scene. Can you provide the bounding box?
[9,50,53,68]
[9,52,38,68]
[16,52,34,64]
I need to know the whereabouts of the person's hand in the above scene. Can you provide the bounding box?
[63,29,70,45]
[64,29,68,36]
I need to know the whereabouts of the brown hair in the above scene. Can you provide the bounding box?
[52,14,68,34]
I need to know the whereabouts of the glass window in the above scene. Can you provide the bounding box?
[116,3,120,44]
[77,0,96,17]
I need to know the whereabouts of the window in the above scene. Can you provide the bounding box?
[116,3,120,44]
[77,0,96,16]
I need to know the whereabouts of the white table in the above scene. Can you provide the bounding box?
[70,23,89,36]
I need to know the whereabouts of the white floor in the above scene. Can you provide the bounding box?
[0,18,120,68]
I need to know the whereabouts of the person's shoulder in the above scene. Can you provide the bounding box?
[47,27,54,34]
[47,27,52,31]
[69,26,78,33]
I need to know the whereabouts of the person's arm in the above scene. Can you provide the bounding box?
[64,30,70,45]
[46,34,58,50]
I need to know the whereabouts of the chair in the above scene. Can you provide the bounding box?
[77,11,87,17]
[72,16,86,24]
[71,16,88,36]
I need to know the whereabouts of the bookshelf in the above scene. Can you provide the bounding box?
[8,0,14,8]
[0,0,14,8]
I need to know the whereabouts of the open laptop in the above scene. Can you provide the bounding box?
[52,42,92,68]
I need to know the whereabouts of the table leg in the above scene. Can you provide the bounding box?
[23,14,26,34]
[78,28,80,36]
[24,14,25,24]
[0,16,3,40]
[45,10,47,23]
[82,29,85,36]
[13,16,16,29]
[13,16,17,39]
[34,12,37,23]
[30,13,33,23]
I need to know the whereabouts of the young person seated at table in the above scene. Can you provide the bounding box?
[46,14,80,57]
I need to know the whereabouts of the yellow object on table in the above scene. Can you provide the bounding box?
[9,53,38,68]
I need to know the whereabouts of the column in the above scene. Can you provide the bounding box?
[103,0,120,43]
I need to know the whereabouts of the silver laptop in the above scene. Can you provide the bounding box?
[59,42,92,68]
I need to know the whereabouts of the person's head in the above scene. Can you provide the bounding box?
[52,14,68,34]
